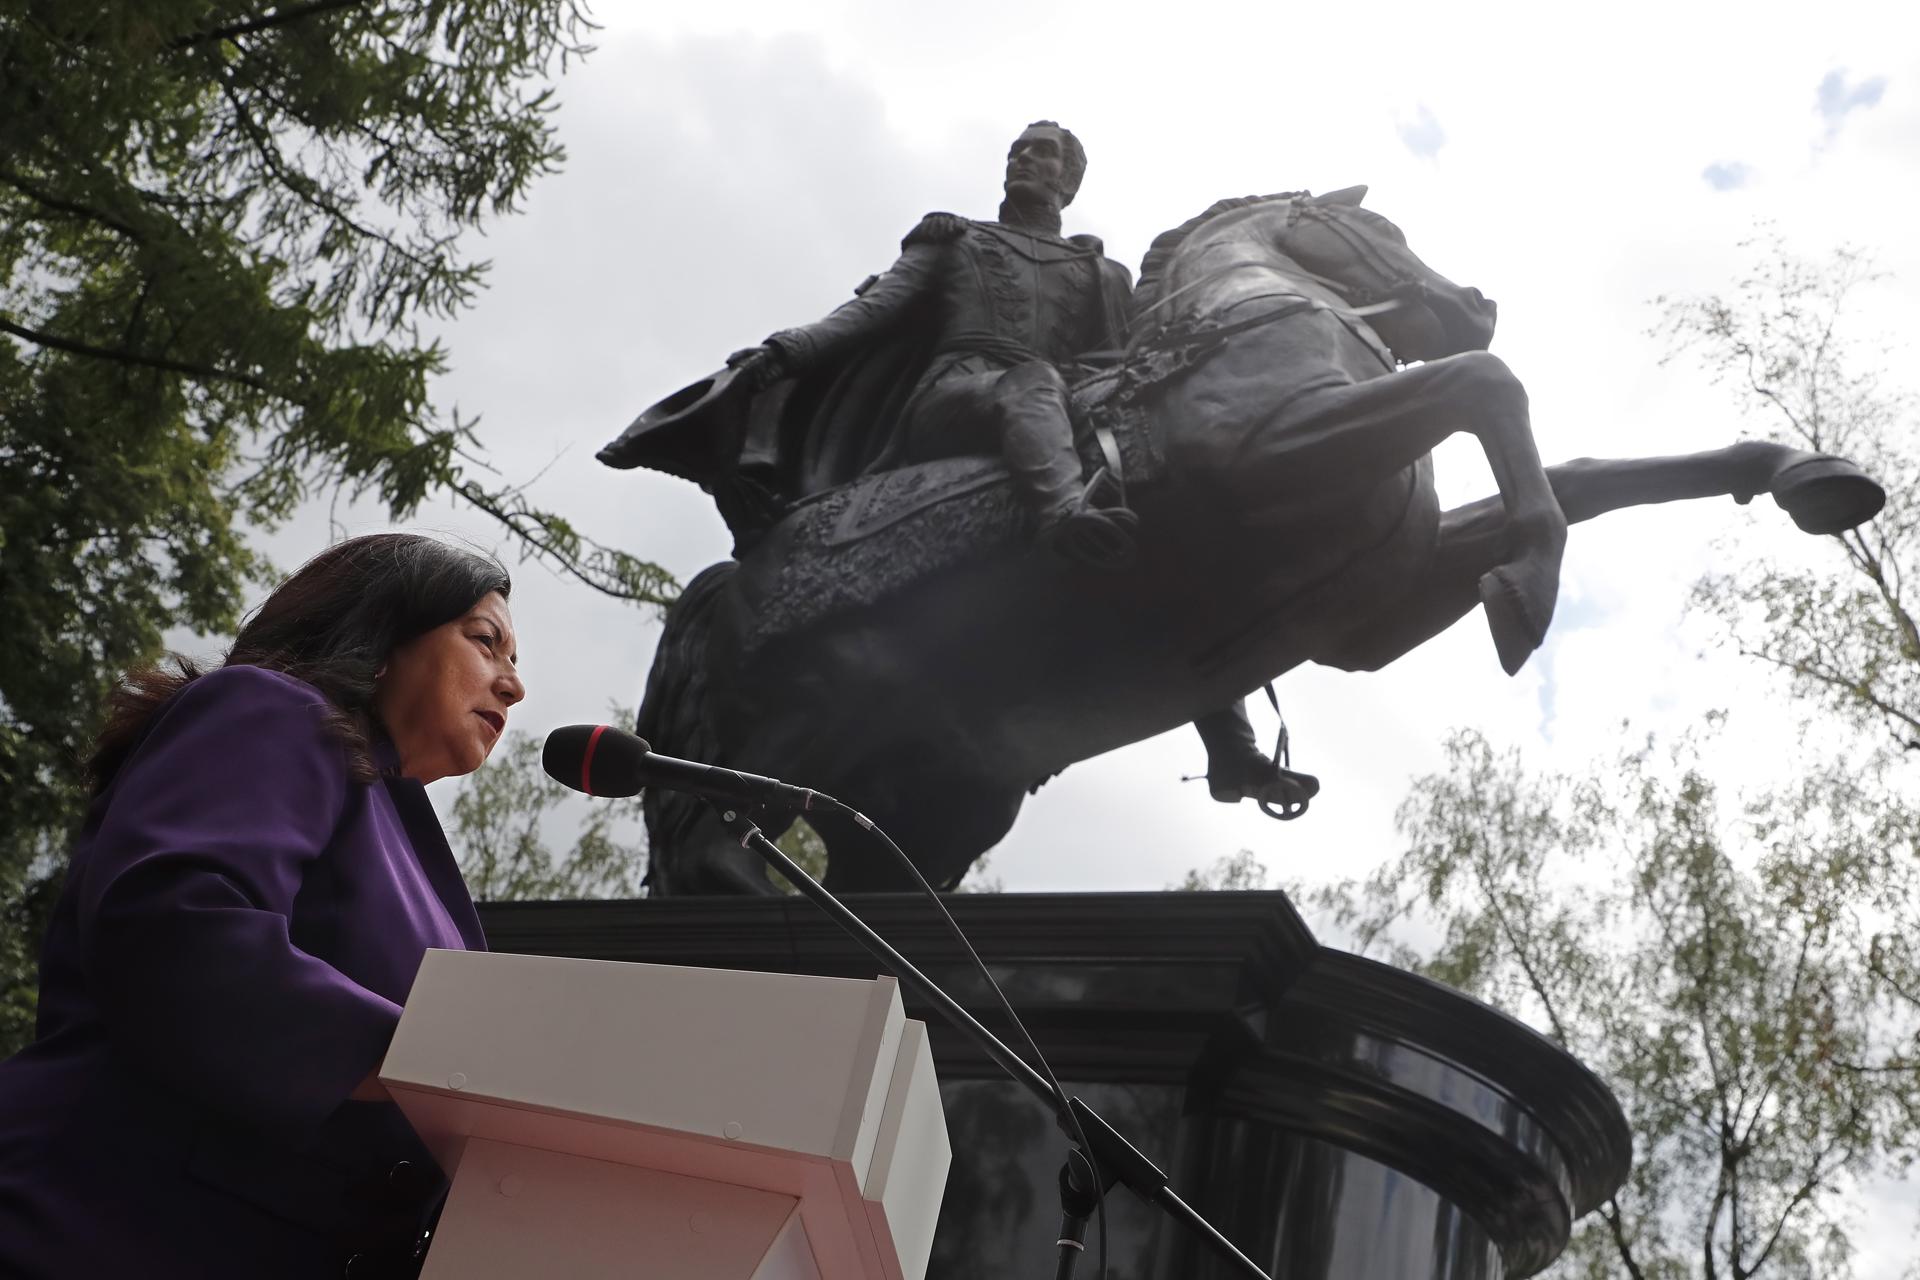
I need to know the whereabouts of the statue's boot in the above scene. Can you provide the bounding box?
[1193,703,1320,820]
[997,361,1139,571]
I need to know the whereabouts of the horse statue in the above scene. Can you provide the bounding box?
[610,186,1884,895]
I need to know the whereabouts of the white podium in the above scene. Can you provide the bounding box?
[380,949,951,1280]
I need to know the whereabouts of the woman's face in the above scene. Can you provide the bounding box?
[375,591,525,784]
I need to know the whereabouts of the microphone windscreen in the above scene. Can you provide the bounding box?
[542,724,652,797]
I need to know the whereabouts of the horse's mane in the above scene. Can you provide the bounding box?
[1133,191,1305,313]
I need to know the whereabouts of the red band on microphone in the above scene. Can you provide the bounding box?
[581,723,608,795]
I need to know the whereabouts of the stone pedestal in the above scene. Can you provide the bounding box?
[477,892,1628,1280]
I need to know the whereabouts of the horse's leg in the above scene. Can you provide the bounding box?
[1322,442,1880,672]
[1248,351,1566,674]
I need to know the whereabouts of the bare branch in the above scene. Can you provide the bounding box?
[1743,1126,1860,1276]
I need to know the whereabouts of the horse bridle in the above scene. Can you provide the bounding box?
[1289,201,1434,310]
[1127,196,1419,349]
[1072,197,1415,474]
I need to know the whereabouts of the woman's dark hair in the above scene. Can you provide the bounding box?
[89,533,511,789]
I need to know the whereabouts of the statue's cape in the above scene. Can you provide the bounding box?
[733,289,936,523]
[598,269,938,550]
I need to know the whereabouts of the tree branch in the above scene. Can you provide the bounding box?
[1704,1173,1727,1280]
[451,480,677,606]
[1743,1126,1858,1276]
[0,316,273,395]
[0,167,144,242]
[1733,641,1920,744]
[1739,926,1818,1152]
[169,0,372,50]
[1598,1198,1650,1280]
[215,76,430,271]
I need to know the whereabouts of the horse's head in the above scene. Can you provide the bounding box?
[1281,187,1498,362]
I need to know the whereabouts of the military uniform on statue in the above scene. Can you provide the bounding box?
[732,121,1140,569]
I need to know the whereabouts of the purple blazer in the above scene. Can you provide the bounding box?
[0,665,485,1278]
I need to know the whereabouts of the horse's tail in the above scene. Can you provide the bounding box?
[635,560,737,894]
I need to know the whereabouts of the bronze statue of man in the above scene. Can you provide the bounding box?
[606,122,1317,815]
[727,120,1138,567]
[723,121,1314,809]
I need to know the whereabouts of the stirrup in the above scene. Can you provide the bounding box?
[1040,467,1140,571]
[1205,759,1321,820]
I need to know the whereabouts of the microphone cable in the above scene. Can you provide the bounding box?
[830,808,1110,1280]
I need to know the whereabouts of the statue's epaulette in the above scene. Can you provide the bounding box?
[902,211,970,250]
[1068,233,1105,255]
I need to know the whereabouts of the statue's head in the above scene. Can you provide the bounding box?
[1005,121,1086,209]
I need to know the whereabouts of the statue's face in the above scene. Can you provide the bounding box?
[1005,126,1068,204]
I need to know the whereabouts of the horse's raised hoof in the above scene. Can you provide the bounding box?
[1771,455,1886,535]
[1479,566,1550,676]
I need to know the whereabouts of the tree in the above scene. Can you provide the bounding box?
[1302,728,1920,1280]
[1169,848,1270,892]
[1658,237,1919,750]
[448,731,648,902]
[772,819,830,889]
[0,1,675,1051]
[952,852,1004,893]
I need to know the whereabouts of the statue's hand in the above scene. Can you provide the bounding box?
[726,344,787,392]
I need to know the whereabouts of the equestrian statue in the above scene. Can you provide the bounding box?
[600,121,1885,895]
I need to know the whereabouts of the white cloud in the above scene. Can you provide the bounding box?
[1817,67,1889,139]
[1396,104,1448,159]
[1702,160,1753,190]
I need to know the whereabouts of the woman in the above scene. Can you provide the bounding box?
[0,533,525,1278]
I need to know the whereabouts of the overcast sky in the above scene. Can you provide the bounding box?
[223,1,1917,1264]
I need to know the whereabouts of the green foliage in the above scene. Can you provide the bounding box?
[1302,727,1920,1280]
[952,852,1004,893]
[448,730,647,902]
[0,857,60,1056]
[772,819,830,890]
[0,1,676,1050]
[1169,848,1270,892]
[1658,236,1920,750]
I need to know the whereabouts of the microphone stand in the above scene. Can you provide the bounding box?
[708,803,1276,1280]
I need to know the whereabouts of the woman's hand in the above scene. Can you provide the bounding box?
[349,1070,390,1103]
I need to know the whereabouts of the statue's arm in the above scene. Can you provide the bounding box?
[762,221,956,371]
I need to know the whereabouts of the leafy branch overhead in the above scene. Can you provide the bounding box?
[1,1,665,595]
[1657,237,1919,751]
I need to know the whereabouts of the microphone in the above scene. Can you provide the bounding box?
[541,724,841,813]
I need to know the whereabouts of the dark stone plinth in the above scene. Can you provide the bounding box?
[476,891,1628,1279]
